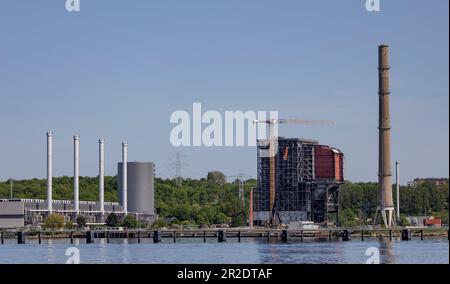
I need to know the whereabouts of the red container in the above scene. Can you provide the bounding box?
[424,218,442,226]
[314,145,344,182]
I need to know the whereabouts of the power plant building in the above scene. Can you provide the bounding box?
[253,137,344,225]
[0,199,123,227]
[0,133,156,228]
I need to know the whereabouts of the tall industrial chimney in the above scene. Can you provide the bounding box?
[99,139,105,214]
[122,142,128,215]
[375,44,395,228]
[47,131,53,214]
[74,135,80,215]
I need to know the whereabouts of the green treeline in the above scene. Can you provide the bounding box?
[0,176,119,202]
[155,177,254,226]
[339,181,449,226]
[0,176,448,227]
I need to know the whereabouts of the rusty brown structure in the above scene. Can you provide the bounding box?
[374,44,396,228]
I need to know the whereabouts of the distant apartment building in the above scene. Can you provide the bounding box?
[407,178,449,188]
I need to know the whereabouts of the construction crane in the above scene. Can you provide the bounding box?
[252,118,334,226]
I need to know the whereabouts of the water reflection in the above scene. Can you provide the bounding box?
[265,240,285,263]
[0,238,447,264]
[99,238,106,264]
[258,239,346,264]
[378,238,395,264]
[47,239,55,264]
[121,238,130,264]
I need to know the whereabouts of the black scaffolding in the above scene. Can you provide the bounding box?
[254,137,341,225]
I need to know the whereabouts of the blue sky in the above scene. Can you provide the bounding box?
[0,0,448,184]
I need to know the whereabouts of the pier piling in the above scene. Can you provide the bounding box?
[389,230,392,241]
[342,230,351,242]
[153,230,161,243]
[238,231,241,242]
[203,231,207,243]
[38,232,41,244]
[361,230,364,241]
[218,230,226,243]
[86,231,94,244]
[17,231,26,244]
[1,231,3,244]
[402,229,411,241]
[281,230,288,243]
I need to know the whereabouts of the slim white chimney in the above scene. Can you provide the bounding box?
[47,131,53,214]
[74,135,80,215]
[396,161,400,221]
[122,142,128,215]
[99,139,105,214]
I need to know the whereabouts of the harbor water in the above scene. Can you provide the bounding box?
[0,237,448,264]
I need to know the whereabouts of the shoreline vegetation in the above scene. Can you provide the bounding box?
[0,172,448,228]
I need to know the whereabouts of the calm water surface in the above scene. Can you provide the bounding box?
[0,238,448,264]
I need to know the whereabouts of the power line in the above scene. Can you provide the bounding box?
[228,173,252,206]
[169,149,188,187]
